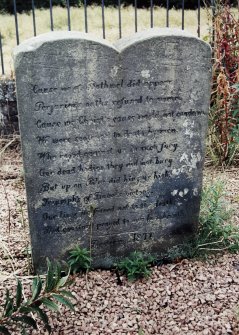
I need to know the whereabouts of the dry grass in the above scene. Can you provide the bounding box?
[0,5,213,76]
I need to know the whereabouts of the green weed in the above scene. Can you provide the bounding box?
[67,245,92,274]
[116,251,155,281]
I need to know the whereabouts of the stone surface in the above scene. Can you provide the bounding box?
[14,29,211,273]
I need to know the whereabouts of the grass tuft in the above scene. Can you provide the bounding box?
[167,180,239,261]
[197,180,239,253]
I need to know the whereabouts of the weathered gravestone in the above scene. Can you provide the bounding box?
[14,29,211,273]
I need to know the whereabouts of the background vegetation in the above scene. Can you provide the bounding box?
[209,2,239,165]
[0,6,210,76]
[1,0,235,14]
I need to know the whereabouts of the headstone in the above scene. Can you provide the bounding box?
[14,29,211,273]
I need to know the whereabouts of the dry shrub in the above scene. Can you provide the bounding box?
[209,1,239,165]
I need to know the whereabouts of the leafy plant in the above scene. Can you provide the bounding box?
[0,260,75,335]
[116,251,155,281]
[67,246,92,274]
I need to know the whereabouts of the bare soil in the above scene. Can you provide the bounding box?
[0,146,239,335]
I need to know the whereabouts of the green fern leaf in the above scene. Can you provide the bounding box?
[52,294,74,311]
[45,260,56,292]
[30,306,51,333]
[55,262,62,285]
[3,290,10,310]
[58,290,75,299]
[55,272,69,289]
[31,277,42,301]
[4,298,14,317]
[41,298,59,312]
[30,306,48,323]
[16,280,23,308]
[12,315,37,329]
[19,306,33,314]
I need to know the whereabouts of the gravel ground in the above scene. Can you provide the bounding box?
[0,148,239,335]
